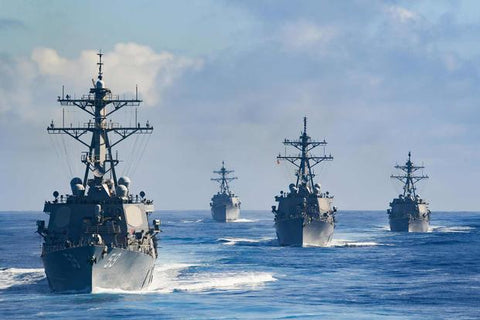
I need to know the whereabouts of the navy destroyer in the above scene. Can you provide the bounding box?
[272,117,336,246]
[388,152,430,232]
[36,53,160,292]
[210,162,241,222]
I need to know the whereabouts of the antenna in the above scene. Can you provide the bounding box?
[391,152,428,197]
[277,117,332,189]
[48,53,150,188]
[97,50,103,79]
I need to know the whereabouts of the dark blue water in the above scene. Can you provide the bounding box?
[0,210,479,319]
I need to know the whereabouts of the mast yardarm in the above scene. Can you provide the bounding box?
[390,152,428,197]
[47,52,152,189]
[277,117,333,190]
[211,161,237,194]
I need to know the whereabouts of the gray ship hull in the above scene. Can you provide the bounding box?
[389,217,429,232]
[42,245,155,293]
[275,217,334,247]
[211,204,240,222]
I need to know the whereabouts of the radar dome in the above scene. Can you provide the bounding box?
[96,79,105,89]
[289,183,298,193]
[70,177,82,186]
[118,176,131,189]
[116,185,128,198]
[72,184,85,196]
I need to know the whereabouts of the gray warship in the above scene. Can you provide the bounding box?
[210,162,241,222]
[272,117,336,246]
[388,152,431,232]
[36,53,160,293]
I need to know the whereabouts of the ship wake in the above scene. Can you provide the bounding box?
[232,219,259,223]
[0,268,46,291]
[94,263,276,294]
[217,237,277,246]
[429,226,474,233]
[327,239,380,248]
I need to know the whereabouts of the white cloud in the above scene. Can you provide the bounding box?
[0,43,202,122]
[31,43,202,107]
[386,5,419,23]
[279,20,337,50]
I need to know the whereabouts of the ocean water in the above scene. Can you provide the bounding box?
[0,210,479,319]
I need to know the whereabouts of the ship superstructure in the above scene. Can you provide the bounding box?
[272,117,336,246]
[210,162,241,222]
[388,152,430,232]
[36,53,160,292]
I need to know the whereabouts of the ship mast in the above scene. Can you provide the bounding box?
[47,52,153,189]
[211,161,237,194]
[277,117,333,190]
[391,152,428,197]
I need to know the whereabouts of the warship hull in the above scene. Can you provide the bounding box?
[211,204,240,222]
[275,217,334,247]
[389,217,429,232]
[42,245,155,293]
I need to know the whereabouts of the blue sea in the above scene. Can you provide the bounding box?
[0,210,479,319]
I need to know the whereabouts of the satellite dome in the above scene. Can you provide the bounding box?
[116,185,128,198]
[96,79,105,89]
[70,177,82,186]
[289,183,297,193]
[72,184,85,196]
[118,176,131,189]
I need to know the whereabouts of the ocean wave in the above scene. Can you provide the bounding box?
[94,263,276,294]
[376,225,391,231]
[151,271,276,293]
[0,268,46,290]
[430,226,474,233]
[180,219,204,223]
[232,218,258,223]
[217,237,276,246]
[327,239,380,248]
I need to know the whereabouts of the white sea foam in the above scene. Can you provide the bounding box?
[232,218,258,223]
[327,239,380,248]
[94,263,276,294]
[218,237,261,245]
[151,271,276,293]
[217,237,276,246]
[0,268,45,290]
[377,225,391,231]
[181,219,204,223]
[430,226,474,233]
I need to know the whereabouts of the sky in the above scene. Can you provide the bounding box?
[1,0,480,211]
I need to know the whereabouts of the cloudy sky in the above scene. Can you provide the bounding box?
[1,0,480,211]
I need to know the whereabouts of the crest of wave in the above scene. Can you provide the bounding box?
[0,268,46,290]
[325,239,379,248]
[217,237,276,246]
[232,218,258,223]
[149,264,276,293]
[430,226,474,233]
[94,263,276,294]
